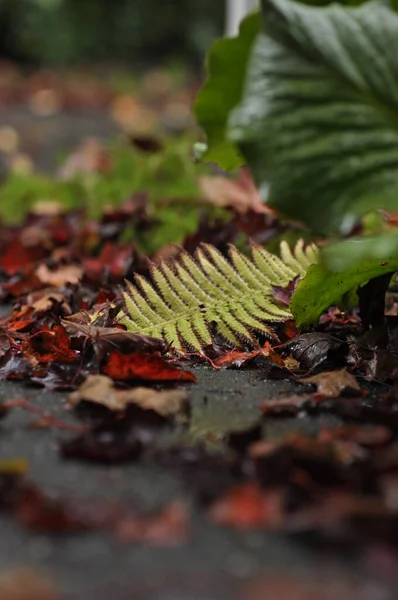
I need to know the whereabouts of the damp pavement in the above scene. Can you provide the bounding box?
[0,111,396,599]
[0,369,396,600]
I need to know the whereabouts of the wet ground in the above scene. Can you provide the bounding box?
[0,110,396,599]
[0,368,396,600]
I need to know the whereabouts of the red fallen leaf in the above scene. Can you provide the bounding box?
[280,320,299,341]
[6,320,34,332]
[17,486,92,534]
[83,242,134,280]
[115,500,189,545]
[209,482,283,530]
[0,239,37,275]
[212,342,290,370]
[102,351,196,382]
[212,349,261,368]
[21,325,78,364]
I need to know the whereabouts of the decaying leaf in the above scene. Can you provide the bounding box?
[62,320,166,354]
[300,368,361,398]
[68,374,190,419]
[283,333,348,371]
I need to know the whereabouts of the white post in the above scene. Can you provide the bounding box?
[225,0,258,37]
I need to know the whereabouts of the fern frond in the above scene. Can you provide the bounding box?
[120,240,318,352]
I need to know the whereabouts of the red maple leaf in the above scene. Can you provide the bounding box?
[21,325,78,364]
[102,351,196,382]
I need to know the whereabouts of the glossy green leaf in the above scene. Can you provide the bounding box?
[194,12,261,170]
[322,233,398,271]
[291,236,398,326]
[229,0,398,234]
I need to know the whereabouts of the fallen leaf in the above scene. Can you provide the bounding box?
[282,333,348,370]
[209,482,283,530]
[199,169,268,214]
[362,349,398,382]
[212,342,291,370]
[0,239,37,275]
[272,278,300,306]
[35,264,83,286]
[60,423,143,464]
[260,395,314,417]
[300,368,361,398]
[83,242,134,280]
[62,320,166,354]
[17,486,93,534]
[102,351,196,382]
[0,567,57,600]
[319,425,391,448]
[68,374,190,419]
[21,325,78,364]
[115,500,189,545]
[211,349,261,368]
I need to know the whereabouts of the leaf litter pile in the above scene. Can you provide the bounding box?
[2,143,398,573]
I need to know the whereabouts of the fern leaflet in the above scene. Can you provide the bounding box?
[120,240,318,352]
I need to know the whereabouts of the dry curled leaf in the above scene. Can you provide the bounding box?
[300,368,361,398]
[68,374,190,419]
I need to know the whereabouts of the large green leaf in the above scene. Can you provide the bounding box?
[322,233,398,270]
[291,235,398,326]
[229,0,398,234]
[194,12,260,170]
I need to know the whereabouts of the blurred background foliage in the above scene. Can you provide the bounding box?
[0,0,224,66]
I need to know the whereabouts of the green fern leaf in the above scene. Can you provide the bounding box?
[119,240,318,352]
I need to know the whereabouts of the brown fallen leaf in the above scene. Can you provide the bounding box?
[0,567,57,600]
[35,264,83,286]
[300,368,361,398]
[62,320,166,354]
[198,169,270,215]
[260,395,313,416]
[68,374,190,420]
